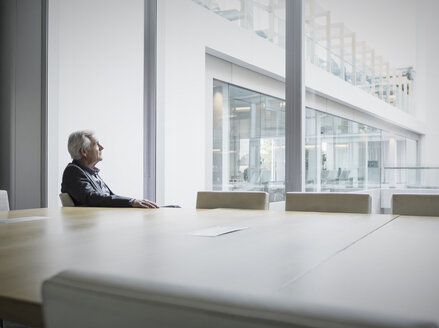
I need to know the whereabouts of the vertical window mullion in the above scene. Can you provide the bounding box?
[285,0,305,192]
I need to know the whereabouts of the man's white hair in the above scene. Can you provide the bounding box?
[67,130,95,160]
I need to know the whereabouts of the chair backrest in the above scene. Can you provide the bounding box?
[42,270,434,328]
[0,190,10,211]
[392,194,439,216]
[285,192,371,214]
[196,191,268,210]
[59,193,75,207]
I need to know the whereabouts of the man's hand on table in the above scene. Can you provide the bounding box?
[131,199,160,208]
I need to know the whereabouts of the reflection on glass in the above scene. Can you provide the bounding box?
[213,80,285,202]
[193,0,285,48]
[381,132,419,187]
[305,108,382,192]
[304,0,413,112]
[213,83,418,197]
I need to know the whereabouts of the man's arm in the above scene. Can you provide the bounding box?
[61,165,133,207]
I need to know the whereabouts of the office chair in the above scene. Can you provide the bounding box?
[196,191,268,210]
[59,193,75,207]
[0,190,10,211]
[392,194,439,216]
[286,192,371,214]
[0,191,9,326]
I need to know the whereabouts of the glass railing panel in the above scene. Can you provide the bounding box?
[383,167,439,189]
[330,51,342,79]
[314,41,329,71]
[343,61,353,83]
[192,0,286,48]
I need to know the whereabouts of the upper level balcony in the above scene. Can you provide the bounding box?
[193,0,414,113]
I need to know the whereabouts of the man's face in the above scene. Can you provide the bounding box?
[84,135,104,167]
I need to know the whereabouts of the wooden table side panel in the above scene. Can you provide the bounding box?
[0,296,43,327]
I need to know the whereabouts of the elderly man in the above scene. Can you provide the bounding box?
[61,130,159,208]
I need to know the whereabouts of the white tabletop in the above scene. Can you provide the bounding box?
[278,215,439,324]
[0,207,394,326]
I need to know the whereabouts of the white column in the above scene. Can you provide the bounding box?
[268,0,275,42]
[371,49,375,96]
[340,24,345,80]
[352,33,356,85]
[326,12,331,72]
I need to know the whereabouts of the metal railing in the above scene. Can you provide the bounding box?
[193,0,413,111]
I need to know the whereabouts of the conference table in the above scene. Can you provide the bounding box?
[278,215,439,323]
[0,207,437,327]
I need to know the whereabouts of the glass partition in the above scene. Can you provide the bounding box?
[213,80,285,202]
[213,82,418,198]
[305,108,382,192]
[383,167,439,189]
[381,132,419,187]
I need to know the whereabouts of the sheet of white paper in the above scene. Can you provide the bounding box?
[0,216,49,224]
[187,225,248,237]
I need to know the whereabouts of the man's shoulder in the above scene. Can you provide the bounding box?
[63,162,87,178]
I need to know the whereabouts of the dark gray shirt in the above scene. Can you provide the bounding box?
[61,160,133,207]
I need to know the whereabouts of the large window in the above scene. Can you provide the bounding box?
[305,108,381,192]
[213,80,285,202]
[305,108,419,192]
[213,80,419,199]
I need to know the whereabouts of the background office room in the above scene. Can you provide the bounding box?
[1,0,439,327]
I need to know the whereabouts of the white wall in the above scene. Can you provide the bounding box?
[316,0,417,68]
[416,0,439,165]
[48,0,144,207]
